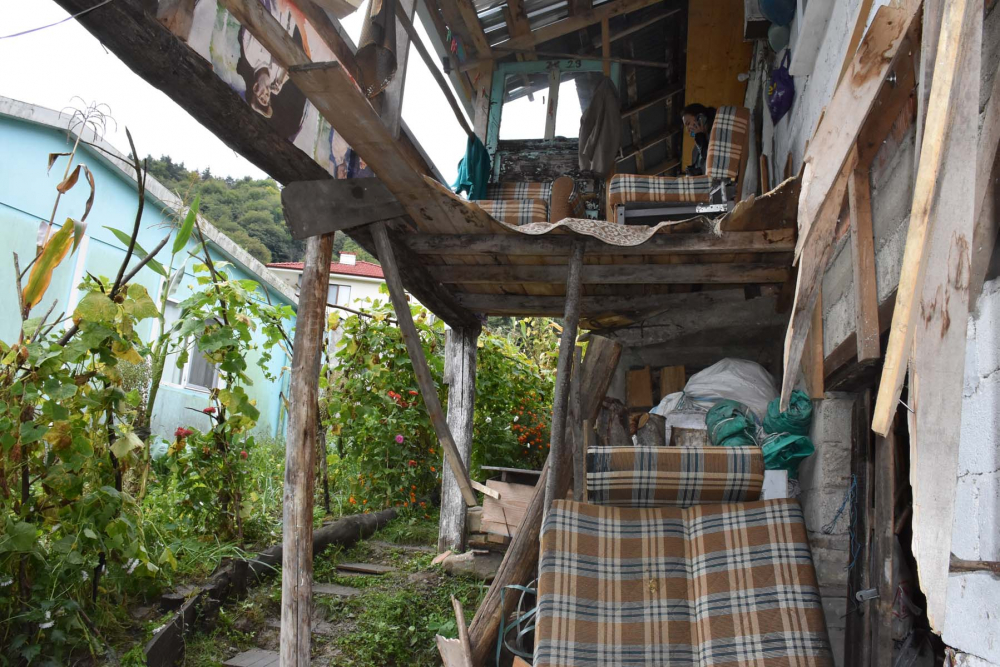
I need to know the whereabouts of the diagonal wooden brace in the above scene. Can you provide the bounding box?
[371,222,478,507]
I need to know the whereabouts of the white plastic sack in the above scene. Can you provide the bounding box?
[650,358,778,421]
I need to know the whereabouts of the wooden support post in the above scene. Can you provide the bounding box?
[380,0,417,139]
[543,240,585,515]
[601,18,611,77]
[544,67,561,141]
[845,391,873,667]
[371,222,477,507]
[467,336,621,666]
[472,64,494,143]
[871,0,978,435]
[848,156,880,362]
[570,346,585,502]
[439,326,480,553]
[802,293,825,399]
[280,233,334,667]
[872,428,896,667]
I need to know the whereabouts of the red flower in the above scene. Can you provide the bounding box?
[240,450,248,460]
[408,390,418,396]
[174,427,194,439]
[203,407,217,414]
[408,459,417,467]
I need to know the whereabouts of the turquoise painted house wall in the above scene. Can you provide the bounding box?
[0,104,297,443]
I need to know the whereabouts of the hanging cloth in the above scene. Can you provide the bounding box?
[578,76,622,177]
[453,134,491,201]
[357,0,398,98]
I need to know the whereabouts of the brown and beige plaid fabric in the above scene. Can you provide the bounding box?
[704,106,750,181]
[606,174,713,223]
[475,198,550,226]
[536,498,833,667]
[587,446,764,508]
[486,182,554,202]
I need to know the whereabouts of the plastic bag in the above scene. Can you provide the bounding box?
[767,51,795,125]
[651,358,778,421]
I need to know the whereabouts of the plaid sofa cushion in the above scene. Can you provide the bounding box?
[705,106,750,181]
[606,173,713,223]
[536,498,833,667]
[475,198,550,226]
[587,446,764,508]
[486,182,554,202]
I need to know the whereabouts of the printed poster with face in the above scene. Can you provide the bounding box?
[186,0,373,179]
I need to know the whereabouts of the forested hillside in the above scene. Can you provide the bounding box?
[145,156,376,265]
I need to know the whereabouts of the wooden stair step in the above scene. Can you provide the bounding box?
[335,562,396,575]
[313,582,361,597]
[223,649,279,667]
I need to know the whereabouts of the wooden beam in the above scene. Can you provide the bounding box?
[844,392,874,667]
[394,0,473,138]
[280,179,406,239]
[795,3,920,259]
[379,0,419,139]
[431,263,791,285]
[438,0,491,57]
[836,0,877,88]
[372,223,478,507]
[543,241,585,514]
[905,0,981,631]
[294,0,363,82]
[872,0,978,436]
[439,326,480,553]
[454,291,779,317]
[280,233,334,667]
[156,0,197,41]
[403,229,796,256]
[601,19,611,76]
[624,43,645,172]
[544,67,560,141]
[970,59,1000,309]
[872,430,896,667]
[802,293,825,399]
[417,0,476,111]
[590,6,682,49]
[497,0,662,51]
[847,157,880,362]
[467,336,622,665]
[570,346,586,502]
[621,84,685,118]
[472,64,494,142]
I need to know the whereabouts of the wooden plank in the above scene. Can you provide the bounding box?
[626,366,654,408]
[280,179,406,239]
[294,0,363,82]
[312,582,361,597]
[544,241,585,515]
[836,0,877,87]
[336,562,397,575]
[438,0,491,57]
[845,392,874,667]
[682,0,754,168]
[453,596,473,665]
[467,336,622,665]
[618,127,682,162]
[404,230,796,256]
[907,1,981,630]
[372,223,478,506]
[872,431,896,667]
[796,3,920,259]
[470,479,500,500]
[380,0,418,139]
[871,0,978,436]
[223,648,280,667]
[472,64,494,142]
[481,480,534,536]
[433,263,791,285]
[802,293,825,399]
[970,58,1000,309]
[437,636,472,667]
[658,365,685,398]
[571,346,586,502]
[847,158,880,362]
[280,234,333,667]
[497,0,662,51]
[544,67,561,141]
[439,327,480,553]
[759,154,770,194]
[601,18,611,77]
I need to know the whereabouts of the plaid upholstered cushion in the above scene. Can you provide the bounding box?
[606,173,713,223]
[486,182,554,202]
[587,446,764,508]
[705,106,750,181]
[536,498,834,667]
[475,198,550,225]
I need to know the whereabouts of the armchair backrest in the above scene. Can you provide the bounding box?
[705,106,751,182]
[586,445,764,508]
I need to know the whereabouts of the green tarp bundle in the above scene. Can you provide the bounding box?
[706,400,758,448]
[761,390,815,477]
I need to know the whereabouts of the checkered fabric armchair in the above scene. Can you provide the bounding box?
[475,175,586,226]
[606,106,751,224]
[535,445,834,667]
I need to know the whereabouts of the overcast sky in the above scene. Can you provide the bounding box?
[0,1,472,185]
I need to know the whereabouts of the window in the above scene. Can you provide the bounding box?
[296,276,352,306]
[162,300,219,392]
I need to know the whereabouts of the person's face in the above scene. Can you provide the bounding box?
[683,113,705,136]
[253,70,271,107]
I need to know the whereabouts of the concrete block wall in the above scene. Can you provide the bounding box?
[942,276,1000,666]
[799,393,856,667]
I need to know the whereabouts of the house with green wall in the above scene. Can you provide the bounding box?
[0,96,298,442]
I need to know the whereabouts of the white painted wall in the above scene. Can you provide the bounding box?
[268,266,388,309]
[943,275,1000,665]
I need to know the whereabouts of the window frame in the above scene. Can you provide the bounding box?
[159,295,221,395]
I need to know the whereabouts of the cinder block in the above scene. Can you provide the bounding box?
[943,573,1000,664]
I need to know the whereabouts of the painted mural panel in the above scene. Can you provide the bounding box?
[186,0,372,179]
